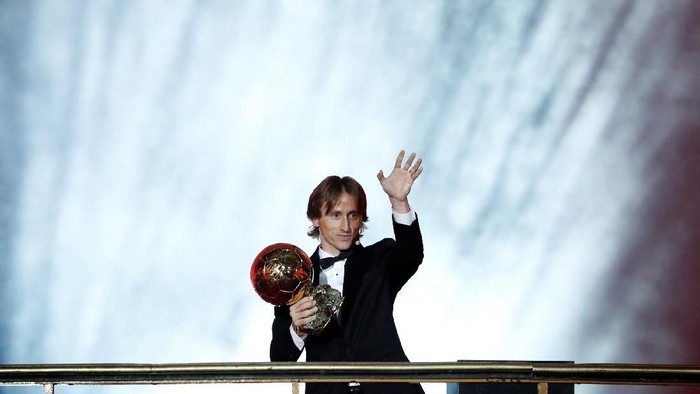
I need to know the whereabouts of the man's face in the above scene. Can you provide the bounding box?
[312,192,363,256]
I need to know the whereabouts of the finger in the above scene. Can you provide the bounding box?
[394,150,406,168]
[290,297,315,313]
[403,152,416,171]
[294,307,318,323]
[410,158,423,174]
[291,306,318,322]
[376,170,385,182]
[412,166,424,179]
[300,307,318,319]
[296,314,316,327]
[290,298,306,311]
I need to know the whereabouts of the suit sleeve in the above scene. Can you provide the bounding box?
[270,305,304,361]
[386,216,424,293]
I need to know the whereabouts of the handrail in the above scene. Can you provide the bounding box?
[1,361,700,386]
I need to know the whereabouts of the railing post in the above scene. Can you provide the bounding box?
[537,382,548,394]
[43,383,54,394]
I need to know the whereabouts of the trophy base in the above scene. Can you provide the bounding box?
[301,284,344,335]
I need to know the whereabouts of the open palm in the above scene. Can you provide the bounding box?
[377,150,423,206]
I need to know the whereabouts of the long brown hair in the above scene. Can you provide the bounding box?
[306,176,369,239]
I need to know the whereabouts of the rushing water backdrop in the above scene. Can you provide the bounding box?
[2,1,700,393]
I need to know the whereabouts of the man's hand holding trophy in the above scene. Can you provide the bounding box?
[250,243,343,335]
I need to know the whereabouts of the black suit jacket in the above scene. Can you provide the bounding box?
[270,217,425,394]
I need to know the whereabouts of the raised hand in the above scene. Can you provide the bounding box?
[376,150,423,213]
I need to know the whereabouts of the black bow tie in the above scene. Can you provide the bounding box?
[319,248,355,270]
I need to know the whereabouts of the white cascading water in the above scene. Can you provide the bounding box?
[2,2,699,394]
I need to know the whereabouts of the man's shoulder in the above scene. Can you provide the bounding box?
[363,238,396,255]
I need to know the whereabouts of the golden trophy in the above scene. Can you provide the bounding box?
[250,243,343,335]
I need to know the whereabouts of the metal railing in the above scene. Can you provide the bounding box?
[2,361,700,393]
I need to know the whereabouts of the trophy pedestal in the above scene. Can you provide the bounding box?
[300,284,343,335]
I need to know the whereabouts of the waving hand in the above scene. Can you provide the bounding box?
[377,150,423,213]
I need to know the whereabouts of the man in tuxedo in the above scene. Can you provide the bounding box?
[270,150,425,394]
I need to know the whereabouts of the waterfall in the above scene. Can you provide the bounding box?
[2,1,699,393]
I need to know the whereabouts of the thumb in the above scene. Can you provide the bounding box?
[376,170,385,182]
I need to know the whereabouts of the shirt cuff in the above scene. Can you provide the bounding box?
[392,208,416,226]
[289,324,305,350]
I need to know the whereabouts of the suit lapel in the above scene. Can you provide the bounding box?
[340,244,366,326]
[310,247,321,286]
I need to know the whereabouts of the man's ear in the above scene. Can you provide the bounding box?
[311,218,320,227]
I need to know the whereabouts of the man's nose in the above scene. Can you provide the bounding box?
[340,217,350,231]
